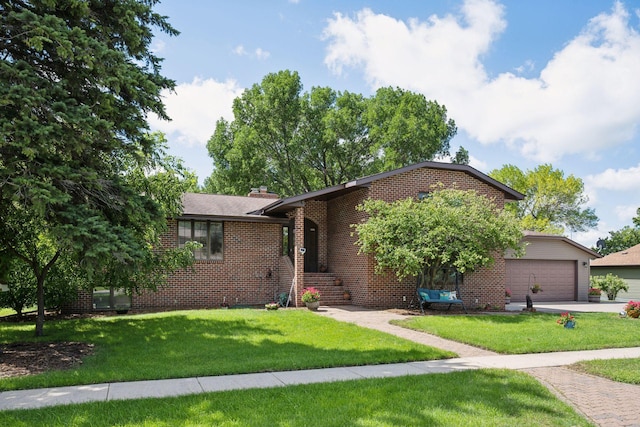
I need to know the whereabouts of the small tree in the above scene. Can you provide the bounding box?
[590,274,629,301]
[353,187,524,289]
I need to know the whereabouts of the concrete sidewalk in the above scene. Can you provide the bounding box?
[1,305,639,426]
[2,346,639,412]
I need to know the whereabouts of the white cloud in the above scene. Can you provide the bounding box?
[585,163,640,191]
[323,0,640,163]
[233,45,270,60]
[614,204,639,221]
[151,39,166,54]
[233,45,247,56]
[255,48,271,60]
[148,77,244,147]
[513,60,535,75]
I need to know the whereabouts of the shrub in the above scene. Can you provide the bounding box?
[0,260,37,317]
[590,274,629,300]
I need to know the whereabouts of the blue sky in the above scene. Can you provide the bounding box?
[148,0,640,249]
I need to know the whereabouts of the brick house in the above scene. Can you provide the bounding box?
[71,161,524,312]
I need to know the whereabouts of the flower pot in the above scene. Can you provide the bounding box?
[505,297,511,305]
[588,295,600,303]
[305,301,320,311]
[343,292,351,300]
[334,278,343,286]
[564,320,576,329]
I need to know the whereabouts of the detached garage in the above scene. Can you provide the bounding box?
[591,243,640,301]
[505,232,601,302]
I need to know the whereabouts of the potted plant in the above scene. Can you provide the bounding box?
[591,274,629,301]
[556,312,576,329]
[588,287,601,303]
[505,288,511,304]
[343,289,351,300]
[334,278,343,286]
[530,283,543,294]
[624,300,640,318]
[301,287,320,311]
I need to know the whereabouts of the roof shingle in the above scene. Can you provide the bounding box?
[179,193,280,220]
[591,243,640,267]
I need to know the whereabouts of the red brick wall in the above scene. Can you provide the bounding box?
[66,166,510,313]
[329,168,508,309]
[327,189,369,306]
[67,219,286,312]
[135,220,285,310]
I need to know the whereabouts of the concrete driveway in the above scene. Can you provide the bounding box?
[505,301,628,313]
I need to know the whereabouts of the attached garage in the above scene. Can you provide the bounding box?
[506,259,576,302]
[505,232,601,303]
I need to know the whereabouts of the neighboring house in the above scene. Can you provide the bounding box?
[591,243,640,301]
[68,161,525,312]
[504,231,601,303]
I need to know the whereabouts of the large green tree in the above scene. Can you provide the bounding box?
[489,164,598,234]
[205,70,460,196]
[353,188,524,289]
[0,1,192,335]
[594,208,640,255]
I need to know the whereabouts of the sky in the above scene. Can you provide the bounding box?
[147,0,640,249]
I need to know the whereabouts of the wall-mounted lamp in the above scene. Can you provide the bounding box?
[582,261,588,267]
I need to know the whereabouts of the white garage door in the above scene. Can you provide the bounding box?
[506,260,576,302]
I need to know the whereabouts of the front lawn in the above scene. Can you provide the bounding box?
[571,357,640,385]
[392,312,639,354]
[0,309,453,391]
[0,370,590,427]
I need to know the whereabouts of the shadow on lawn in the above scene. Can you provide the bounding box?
[1,310,449,391]
[0,370,588,426]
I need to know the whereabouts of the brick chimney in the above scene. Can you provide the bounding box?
[247,186,279,199]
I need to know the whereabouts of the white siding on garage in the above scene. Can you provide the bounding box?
[506,259,577,302]
[591,266,640,301]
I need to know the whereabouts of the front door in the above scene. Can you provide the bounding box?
[304,218,318,273]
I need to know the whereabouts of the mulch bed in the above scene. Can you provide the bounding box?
[0,341,94,379]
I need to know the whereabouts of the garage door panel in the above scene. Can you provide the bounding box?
[506,260,576,302]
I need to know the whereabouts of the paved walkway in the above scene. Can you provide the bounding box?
[1,304,639,426]
[317,305,640,427]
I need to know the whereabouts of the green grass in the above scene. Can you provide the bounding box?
[0,307,14,317]
[392,312,640,354]
[0,309,453,391]
[0,307,35,317]
[571,357,640,385]
[0,370,591,427]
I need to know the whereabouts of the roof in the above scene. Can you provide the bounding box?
[521,230,602,259]
[591,243,640,267]
[179,193,286,223]
[255,161,525,215]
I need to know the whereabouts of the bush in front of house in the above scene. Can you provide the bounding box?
[590,274,629,301]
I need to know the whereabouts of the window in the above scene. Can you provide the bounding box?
[178,220,223,260]
[93,287,131,312]
[282,225,290,256]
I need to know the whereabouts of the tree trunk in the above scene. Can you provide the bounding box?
[35,274,46,337]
